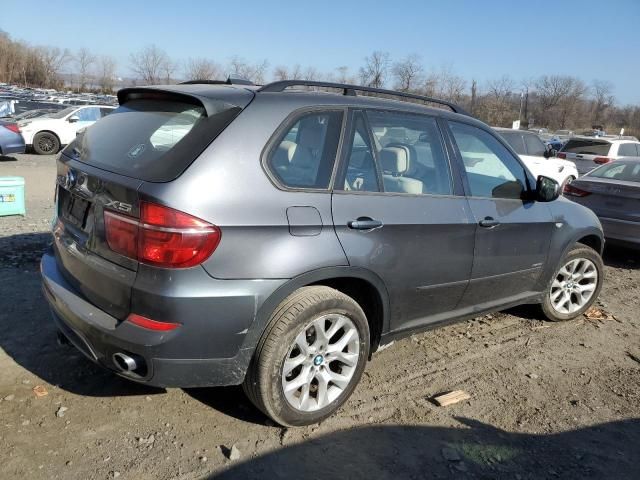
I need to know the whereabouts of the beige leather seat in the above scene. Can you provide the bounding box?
[380,147,423,194]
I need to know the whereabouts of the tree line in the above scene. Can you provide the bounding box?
[1,31,638,136]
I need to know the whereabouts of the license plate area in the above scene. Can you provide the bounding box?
[58,188,91,229]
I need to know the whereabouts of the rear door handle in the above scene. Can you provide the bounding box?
[348,217,383,230]
[479,217,500,228]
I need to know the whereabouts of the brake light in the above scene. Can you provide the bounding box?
[556,152,566,159]
[104,202,221,268]
[3,124,20,134]
[594,157,612,164]
[563,184,591,197]
[126,313,180,331]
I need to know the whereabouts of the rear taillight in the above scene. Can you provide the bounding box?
[3,123,20,134]
[594,157,612,164]
[126,313,180,331]
[104,202,221,268]
[557,152,567,159]
[563,184,591,197]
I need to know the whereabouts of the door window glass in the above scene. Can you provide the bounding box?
[75,107,101,122]
[524,133,547,156]
[449,121,529,199]
[366,110,452,195]
[618,143,638,156]
[341,112,379,192]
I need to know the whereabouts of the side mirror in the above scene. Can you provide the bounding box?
[536,175,560,202]
[68,115,80,123]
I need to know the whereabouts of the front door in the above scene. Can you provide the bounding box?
[332,109,476,333]
[446,120,554,310]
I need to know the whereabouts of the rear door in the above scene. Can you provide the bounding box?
[332,109,475,333]
[53,91,247,320]
[446,120,554,310]
[560,138,612,175]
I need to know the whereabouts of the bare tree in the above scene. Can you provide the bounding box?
[437,66,466,103]
[273,65,289,81]
[37,46,71,87]
[591,80,615,125]
[392,54,423,92]
[335,66,355,84]
[98,55,117,93]
[184,58,220,80]
[227,56,269,83]
[359,51,390,88]
[129,45,169,84]
[162,57,179,84]
[75,48,96,91]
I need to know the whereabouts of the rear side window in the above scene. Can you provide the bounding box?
[562,139,611,156]
[267,110,343,189]
[68,98,241,182]
[617,143,639,156]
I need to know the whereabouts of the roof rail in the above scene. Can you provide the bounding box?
[180,76,255,86]
[258,80,471,116]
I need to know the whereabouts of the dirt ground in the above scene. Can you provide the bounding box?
[1,153,639,480]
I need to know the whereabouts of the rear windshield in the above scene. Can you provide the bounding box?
[561,139,611,156]
[67,98,240,182]
[588,162,640,182]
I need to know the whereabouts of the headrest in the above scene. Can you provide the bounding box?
[297,118,325,148]
[276,140,297,162]
[380,147,409,175]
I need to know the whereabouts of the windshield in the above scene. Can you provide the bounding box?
[588,161,640,182]
[46,106,77,119]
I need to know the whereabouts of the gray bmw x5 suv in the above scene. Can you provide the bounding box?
[41,79,605,426]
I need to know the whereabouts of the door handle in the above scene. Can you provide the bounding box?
[348,217,383,230]
[479,217,500,228]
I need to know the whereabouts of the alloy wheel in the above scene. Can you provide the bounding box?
[281,313,360,412]
[549,258,598,314]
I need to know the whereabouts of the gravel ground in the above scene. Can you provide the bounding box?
[1,153,639,480]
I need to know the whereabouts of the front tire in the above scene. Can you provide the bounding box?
[243,286,370,426]
[32,132,60,155]
[541,244,604,321]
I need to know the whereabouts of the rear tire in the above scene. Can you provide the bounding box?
[541,244,604,321]
[243,286,370,426]
[32,132,60,155]
[561,175,576,192]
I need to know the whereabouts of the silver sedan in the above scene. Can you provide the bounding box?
[564,159,640,249]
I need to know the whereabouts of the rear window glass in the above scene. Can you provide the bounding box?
[588,162,640,182]
[524,133,546,156]
[562,139,611,156]
[68,99,240,182]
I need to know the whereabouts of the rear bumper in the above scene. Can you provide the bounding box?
[0,135,25,155]
[600,217,640,248]
[40,250,285,387]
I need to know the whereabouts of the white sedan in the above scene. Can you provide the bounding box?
[495,127,579,187]
[18,105,115,155]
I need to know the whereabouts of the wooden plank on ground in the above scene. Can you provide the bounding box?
[433,390,471,407]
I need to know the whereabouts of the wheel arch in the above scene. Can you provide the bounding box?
[33,129,62,152]
[251,267,391,356]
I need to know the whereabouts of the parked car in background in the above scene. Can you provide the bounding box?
[558,137,640,175]
[0,119,25,155]
[495,127,578,187]
[2,108,60,121]
[554,130,574,137]
[546,137,566,152]
[564,159,640,249]
[42,79,605,427]
[18,105,115,154]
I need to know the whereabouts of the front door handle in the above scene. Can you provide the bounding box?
[348,217,383,230]
[479,217,500,228]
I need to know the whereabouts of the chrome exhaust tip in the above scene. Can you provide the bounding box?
[112,352,138,373]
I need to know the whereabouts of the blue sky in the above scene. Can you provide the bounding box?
[2,0,639,104]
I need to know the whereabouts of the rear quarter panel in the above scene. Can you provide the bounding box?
[138,95,349,280]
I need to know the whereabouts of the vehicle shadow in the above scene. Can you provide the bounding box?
[0,154,18,162]
[211,417,640,480]
[0,232,163,397]
[603,244,639,270]
[184,386,267,425]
